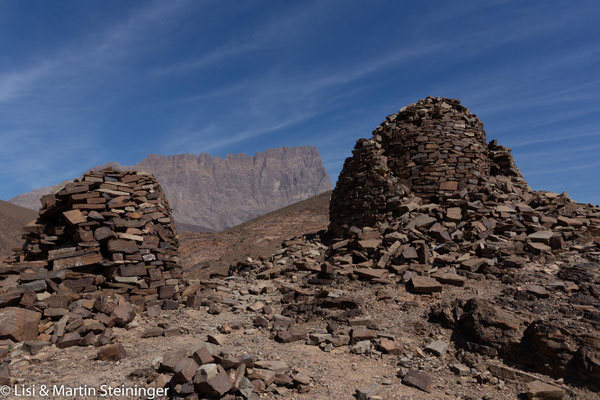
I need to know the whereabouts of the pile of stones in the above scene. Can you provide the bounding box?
[330,97,531,235]
[325,97,600,389]
[327,98,600,387]
[228,97,600,391]
[133,341,312,399]
[326,189,598,288]
[0,168,182,349]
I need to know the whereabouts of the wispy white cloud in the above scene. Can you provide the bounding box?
[0,0,190,105]
[0,0,193,198]
[510,129,600,148]
[524,160,600,177]
[0,62,57,103]
[154,1,324,75]
[160,2,592,156]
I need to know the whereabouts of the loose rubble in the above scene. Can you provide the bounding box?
[130,342,312,399]
[1,97,599,399]
[225,97,600,394]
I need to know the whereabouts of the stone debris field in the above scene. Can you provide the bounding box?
[1,98,599,400]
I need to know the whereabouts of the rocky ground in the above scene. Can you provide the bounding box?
[2,98,600,400]
[3,231,599,399]
[179,192,330,277]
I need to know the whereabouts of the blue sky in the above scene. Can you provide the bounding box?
[1,0,599,204]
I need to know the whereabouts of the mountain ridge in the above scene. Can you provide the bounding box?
[9,146,332,231]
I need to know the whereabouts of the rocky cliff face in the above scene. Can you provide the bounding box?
[9,146,332,232]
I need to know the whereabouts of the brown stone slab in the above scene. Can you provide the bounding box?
[62,209,86,225]
[402,369,432,392]
[432,271,466,287]
[410,275,442,294]
[0,307,42,342]
[72,203,107,210]
[107,239,139,254]
[53,252,102,271]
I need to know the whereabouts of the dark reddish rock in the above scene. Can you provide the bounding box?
[141,327,164,338]
[94,226,115,242]
[351,328,377,344]
[379,338,402,354]
[0,307,42,342]
[53,252,102,270]
[107,239,139,254]
[194,367,233,397]
[110,305,135,326]
[526,380,564,400]
[275,326,307,343]
[192,347,215,365]
[173,357,199,383]
[97,343,127,361]
[409,276,442,294]
[62,209,86,225]
[402,369,432,393]
[57,332,81,349]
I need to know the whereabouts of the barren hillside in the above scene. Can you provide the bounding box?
[0,200,37,257]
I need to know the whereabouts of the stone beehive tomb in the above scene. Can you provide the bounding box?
[329,97,528,234]
[322,97,600,387]
[0,168,181,346]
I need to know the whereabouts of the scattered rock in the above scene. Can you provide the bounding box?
[0,362,9,386]
[141,327,164,338]
[0,307,42,342]
[450,363,470,376]
[97,343,127,361]
[526,380,564,400]
[410,276,442,294]
[22,341,51,355]
[355,383,381,400]
[402,369,433,393]
[425,340,448,356]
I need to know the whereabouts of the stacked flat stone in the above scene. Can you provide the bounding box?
[0,168,182,346]
[328,138,411,233]
[322,97,600,387]
[381,98,491,196]
[329,97,529,235]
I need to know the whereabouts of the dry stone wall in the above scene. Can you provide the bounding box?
[0,168,182,347]
[330,97,529,235]
[323,97,600,388]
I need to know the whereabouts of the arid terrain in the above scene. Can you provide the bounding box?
[9,146,332,232]
[179,191,331,278]
[4,192,599,399]
[1,98,599,400]
[0,201,37,257]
